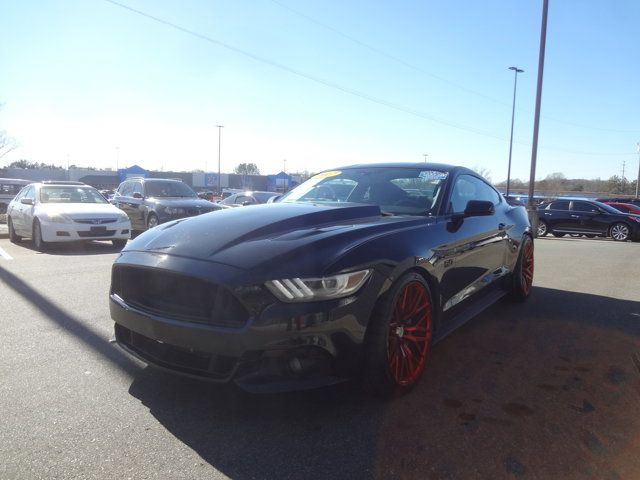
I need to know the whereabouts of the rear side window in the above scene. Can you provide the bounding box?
[548,200,569,210]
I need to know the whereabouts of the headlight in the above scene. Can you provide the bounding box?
[117,213,129,222]
[265,269,371,302]
[164,207,185,215]
[43,213,71,223]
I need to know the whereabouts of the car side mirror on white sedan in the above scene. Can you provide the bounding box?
[20,198,34,206]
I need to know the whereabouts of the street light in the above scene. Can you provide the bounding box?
[636,142,640,198]
[216,125,223,195]
[423,153,428,163]
[506,66,524,198]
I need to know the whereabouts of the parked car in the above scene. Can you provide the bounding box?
[596,197,640,208]
[537,199,640,241]
[113,178,225,231]
[0,178,30,214]
[220,190,277,207]
[109,163,533,396]
[601,202,640,215]
[7,181,131,250]
[99,189,115,202]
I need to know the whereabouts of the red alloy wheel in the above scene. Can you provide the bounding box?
[387,281,433,386]
[521,238,534,295]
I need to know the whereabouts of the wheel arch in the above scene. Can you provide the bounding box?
[609,221,631,238]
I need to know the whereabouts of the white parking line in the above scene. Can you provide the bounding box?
[0,246,13,260]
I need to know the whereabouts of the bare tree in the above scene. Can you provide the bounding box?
[233,163,260,175]
[0,104,17,160]
[472,165,492,182]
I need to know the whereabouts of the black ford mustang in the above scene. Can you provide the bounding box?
[110,163,534,396]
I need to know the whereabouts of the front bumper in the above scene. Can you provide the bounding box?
[109,255,385,392]
[41,220,131,242]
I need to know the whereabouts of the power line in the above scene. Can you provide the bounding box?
[268,0,639,135]
[102,0,637,157]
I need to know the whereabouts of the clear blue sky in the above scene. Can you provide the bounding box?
[1,0,639,181]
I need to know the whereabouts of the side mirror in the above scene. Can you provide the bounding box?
[21,198,34,206]
[132,192,143,199]
[241,201,253,206]
[267,195,281,204]
[464,200,495,217]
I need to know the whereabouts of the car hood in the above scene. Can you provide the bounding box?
[36,203,125,218]
[123,203,426,277]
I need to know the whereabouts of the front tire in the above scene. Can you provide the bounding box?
[537,220,548,237]
[363,272,434,398]
[510,235,534,302]
[112,239,128,250]
[8,217,21,243]
[146,213,159,230]
[610,223,630,242]
[32,219,48,251]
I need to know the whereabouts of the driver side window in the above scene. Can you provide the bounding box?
[448,175,500,214]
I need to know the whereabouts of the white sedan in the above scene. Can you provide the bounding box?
[7,181,131,250]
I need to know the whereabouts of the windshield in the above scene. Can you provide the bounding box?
[145,181,197,198]
[40,186,108,204]
[280,167,448,215]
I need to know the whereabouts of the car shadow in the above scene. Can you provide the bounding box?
[13,239,125,256]
[127,287,640,479]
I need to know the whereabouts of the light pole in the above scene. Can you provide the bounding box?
[528,0,549,231]
[116,146,120,171]
[423,153,428,163]
[635,142,640,198]
[506,66,524,198]
[216,125,223,195]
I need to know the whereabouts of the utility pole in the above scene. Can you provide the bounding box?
[216,125,223,195]
[527,0,549,229]
[622,160,626,179]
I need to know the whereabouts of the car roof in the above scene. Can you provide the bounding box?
[125,177,183,183]
[330,162,469,175]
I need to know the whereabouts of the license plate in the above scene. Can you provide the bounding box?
[90,226,107,233]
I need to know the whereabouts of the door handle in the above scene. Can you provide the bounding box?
[570,215,580,218]
[544,212,551,215]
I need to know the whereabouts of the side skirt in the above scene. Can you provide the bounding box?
[432,288,507,345]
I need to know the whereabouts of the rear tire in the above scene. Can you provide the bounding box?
[510,235,534,302]
[537,220,548,237]
[8,217,21,243]
[32,219,48,251]
[363,272,434,398]
[610,222,630,242]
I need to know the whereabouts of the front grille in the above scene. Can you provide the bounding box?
[74,218,117,224]
[78,229,115,237]
[111,266,250,328]
[115,324,237,379]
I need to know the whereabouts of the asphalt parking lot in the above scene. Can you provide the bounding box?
[1,233,639,480]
